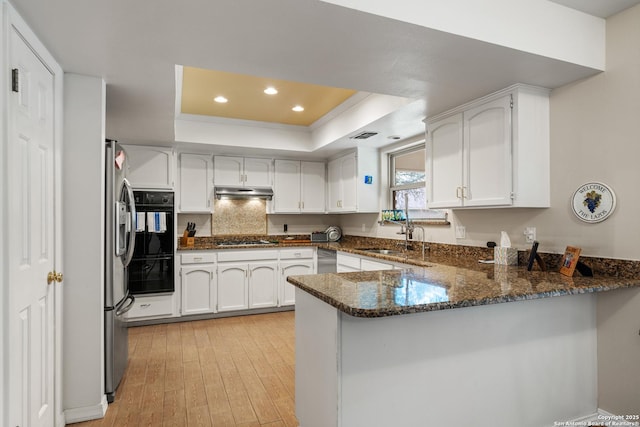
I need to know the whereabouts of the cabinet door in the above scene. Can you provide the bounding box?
[179,153,213,212]
[217,263,248,312]
[125,145,174,189]
[244,157,273,187]
[427,114,464,208]
[248,261,278,309]
[214,156,244,187]
[463,95,512,207]
[327,157,342,212]
[301,161,326,213]
[339,153,357,211]
[280,260,314,306]
[274,160,301,213]
[181,265,215,315]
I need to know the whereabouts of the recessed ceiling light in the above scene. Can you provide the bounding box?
[264,87,278,95]
[214,96,228,103]
[292,105,304,112]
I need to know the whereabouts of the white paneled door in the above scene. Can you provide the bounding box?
[8,26,57,427]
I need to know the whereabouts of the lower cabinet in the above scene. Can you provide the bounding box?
[217,262,249,312]
[181,265,216,315]
[248,262,279,309]
[361,258,394,271]
[217,250,280,312]
[280,248,316,306]
[280,260,314,306]
[180,252,216,315]
[337,253,361,273]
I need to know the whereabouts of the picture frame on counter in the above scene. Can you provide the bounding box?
[559,246,581,277]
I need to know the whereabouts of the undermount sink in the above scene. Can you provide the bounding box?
[356,248,404,255]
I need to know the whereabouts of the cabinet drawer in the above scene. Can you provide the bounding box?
[126,294,174,319]
[280,248,314,260]
[181,252,216,264]
[337,253,360,269]
[217,249,278,262]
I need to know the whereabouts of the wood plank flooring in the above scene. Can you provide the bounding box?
[68,312,298,427]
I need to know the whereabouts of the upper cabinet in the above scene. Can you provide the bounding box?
[426,84,550,209]
[214,156,273,188]
[273,160,326,213]
[178,153,214,213]
[123,145,175,189]
[327,148,379,213]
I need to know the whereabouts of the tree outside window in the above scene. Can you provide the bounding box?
[390,145,445,220]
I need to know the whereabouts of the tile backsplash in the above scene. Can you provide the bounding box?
[212,199,267,235]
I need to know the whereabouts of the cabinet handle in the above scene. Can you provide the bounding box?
[456,187,462,199]
[140,303,151,309]
[301,201,304,209]
[462,186,468,199]
[194,257,202,261]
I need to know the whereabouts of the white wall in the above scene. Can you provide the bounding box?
[62,74,107,421]
[343,4,640,260]
[597,287,640,414]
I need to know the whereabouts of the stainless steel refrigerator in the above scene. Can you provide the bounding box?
[104,139,136,403]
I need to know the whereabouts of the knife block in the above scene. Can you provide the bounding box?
[181,236,195,247]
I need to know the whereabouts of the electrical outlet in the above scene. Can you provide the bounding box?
[361,223,366,232]
[455,225,466,239]
[524,227,536,243]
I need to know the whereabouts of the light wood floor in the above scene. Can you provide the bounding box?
[69,311,298,427]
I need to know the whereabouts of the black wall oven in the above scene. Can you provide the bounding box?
[129,191,175,294]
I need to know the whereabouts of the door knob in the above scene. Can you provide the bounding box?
[47,271,63,284]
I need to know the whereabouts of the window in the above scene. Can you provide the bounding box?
[389,144,446,220]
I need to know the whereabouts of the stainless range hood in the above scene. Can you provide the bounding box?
[215,186,274,200]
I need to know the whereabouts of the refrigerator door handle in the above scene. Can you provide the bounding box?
[115,293,136,317]
[122,178,136,267]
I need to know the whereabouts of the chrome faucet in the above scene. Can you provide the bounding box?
[378,194,430,260]
[412,225,429,261]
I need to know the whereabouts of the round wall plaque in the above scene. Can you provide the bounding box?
[571,182,616,223]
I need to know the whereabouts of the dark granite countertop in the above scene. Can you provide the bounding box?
[286,263,640,318]
[177,235,640,317]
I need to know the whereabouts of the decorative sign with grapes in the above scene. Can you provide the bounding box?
[571,182,616,223]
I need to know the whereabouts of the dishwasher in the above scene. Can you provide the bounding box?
[317,248,337,273]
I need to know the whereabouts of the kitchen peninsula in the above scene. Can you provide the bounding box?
[287,262,640,427]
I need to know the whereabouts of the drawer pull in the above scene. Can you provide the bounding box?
[140,303,151,309]
[194,257,203,261]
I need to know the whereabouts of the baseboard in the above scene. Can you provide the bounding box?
[63,395,108,424]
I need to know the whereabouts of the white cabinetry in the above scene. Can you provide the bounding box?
[217,262,248,312]
[327,147,379,213]
[337,253,361,273]
[214,156,273,188]
[123,144,175,189]
[273,160,326,213]
[217,250,279,312]
[125,294,176,320]
[361,258,394,271]
[180,252,216,315]
[426,84,550,209]
[248,262,279,309]
[178,153,214,212]
[280,248,316,306]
